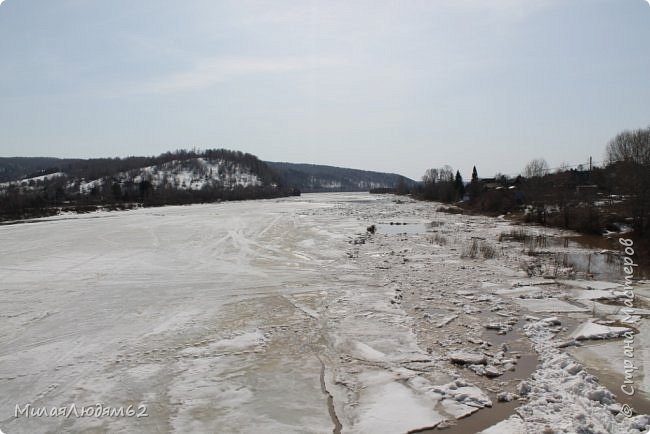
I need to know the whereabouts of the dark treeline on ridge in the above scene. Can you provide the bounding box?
[1,149,279,185]
[266,161,416,193]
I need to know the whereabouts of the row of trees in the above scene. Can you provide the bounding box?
[418,165,472,202]
[519,126,649,236]
[411,125,650,238]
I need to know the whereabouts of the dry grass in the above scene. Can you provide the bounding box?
[498,229,551,256]
[430,233,448,246]
[462,238,498,259]
[480,242,497,259]
[498,228,530,242]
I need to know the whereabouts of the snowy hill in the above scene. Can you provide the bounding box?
[1,150,276,194]
[75,157,265,195]
[0,149,284,220]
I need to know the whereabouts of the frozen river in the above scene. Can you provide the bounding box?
[1,193,649,434]
[1,193,374,433]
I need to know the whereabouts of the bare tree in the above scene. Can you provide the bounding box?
[439,165,454,183]
[420,166,456,202]
[523,158,549,178]
[422,166,453,184]
[520,158,550,225]
[606,127,650,165]
[605,126,650,235]
[422,168,439,184]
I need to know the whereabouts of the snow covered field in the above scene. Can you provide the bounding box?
[1,193,649,433]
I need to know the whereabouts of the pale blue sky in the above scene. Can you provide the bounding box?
[0,0,649,180]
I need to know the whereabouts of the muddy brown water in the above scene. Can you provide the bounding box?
[529,233,650,280]
[410,399,521,434]
[413,322,540,433]
[535,315,650,415]
[481,321,539,382]
[422,315,646,433]
[569,339,650,416]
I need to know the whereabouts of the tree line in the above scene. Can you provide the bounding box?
[405,126,650,240]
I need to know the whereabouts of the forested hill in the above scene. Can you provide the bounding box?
[0,150,417,220]
[0,150,279,186]
[266,161,416,193]
[0,149,285,220]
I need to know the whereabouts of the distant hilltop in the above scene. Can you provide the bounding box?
[265,161,416,193]
[0,149,415,220]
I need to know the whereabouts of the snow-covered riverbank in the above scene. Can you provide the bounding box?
[1,193,648,433]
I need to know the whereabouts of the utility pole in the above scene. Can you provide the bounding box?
[589,156,592,172]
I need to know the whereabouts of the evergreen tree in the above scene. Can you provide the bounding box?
[454,170,465,199]
[468,165,480,199]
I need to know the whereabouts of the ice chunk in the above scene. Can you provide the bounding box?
[570,321,632,341]
[448,351,487,365]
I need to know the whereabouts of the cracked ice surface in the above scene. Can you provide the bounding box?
[1,192,649,434]
[0,195,359,433]
[1,194,462,434]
